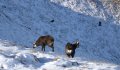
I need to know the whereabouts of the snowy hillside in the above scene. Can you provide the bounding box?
[50,0,120,24]
[0,40,119,70]
[0,0,120,69]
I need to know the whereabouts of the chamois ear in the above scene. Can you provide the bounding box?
[73,39,79,44]
[76,40,79,43]
[75,39,79,47]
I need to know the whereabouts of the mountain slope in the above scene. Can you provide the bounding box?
[0,0,120,67]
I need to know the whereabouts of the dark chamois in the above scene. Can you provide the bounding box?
[33,35,54,52]
[65,40,79,58]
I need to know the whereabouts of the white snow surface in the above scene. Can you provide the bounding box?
[0,40,119,70]
[0,0,120,69]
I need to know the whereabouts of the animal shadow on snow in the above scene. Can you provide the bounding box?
[15,53,53,68]
[24,57,53,68]
[31,57,53,68]
[63,62,80,68]
[38,57,53,64]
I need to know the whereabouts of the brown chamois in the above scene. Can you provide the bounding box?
[33,35,54,52]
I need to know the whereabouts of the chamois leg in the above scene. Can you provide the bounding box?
[67,54,70,58]
[41,46,43,51]
[71,51,75,58]
[42,45,45,52]
[43,46,45,51]
[49,43,54,52]
[71,55,74,58]
[52,47,54,52]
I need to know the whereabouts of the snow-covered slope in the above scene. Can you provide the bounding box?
[50,0,120,24]
[0,0,120,69]
[0,40,118,70]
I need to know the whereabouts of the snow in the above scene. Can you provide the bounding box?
[0,0,120,70]
[0,40,119,70]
